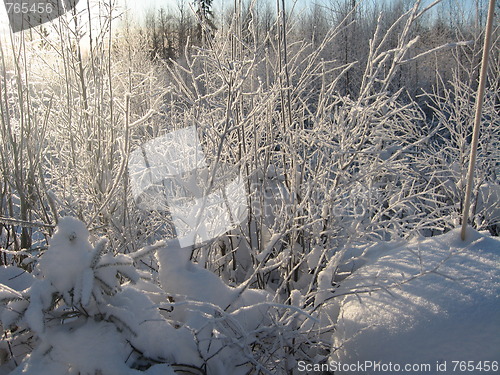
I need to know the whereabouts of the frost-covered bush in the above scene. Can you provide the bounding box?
[0,217,200,374]
[0,0,499,373]
[422,37,500,235]
[1,218,325,374]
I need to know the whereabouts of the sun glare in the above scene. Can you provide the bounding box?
[0,2,10,34]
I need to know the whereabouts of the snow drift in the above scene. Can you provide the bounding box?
[330,227,500,374]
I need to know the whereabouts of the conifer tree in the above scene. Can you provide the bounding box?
[195,0,217,44]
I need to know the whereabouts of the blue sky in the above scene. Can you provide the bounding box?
[116,0,480,29]
[0,0,481,35]
[119,0,477,14]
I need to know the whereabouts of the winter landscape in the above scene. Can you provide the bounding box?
[0,0,499,374]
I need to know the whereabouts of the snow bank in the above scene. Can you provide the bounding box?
[0,266,34,319]
[331,228,500,374]
[0,266,34,292]
[156,239,271,332]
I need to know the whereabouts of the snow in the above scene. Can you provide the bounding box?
[37,217,93,300]
[2,218,499,374]
[23,280,54,334]
[0,217,206,375]
[102,284,199,366]
[477,183,500,230]
[10,320,139,375]
[0,266,34,293]
[156,238,271,332]
[142,364,177,375]
[330,227,500,374]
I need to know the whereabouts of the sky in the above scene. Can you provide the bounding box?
[0,0,481,36]
[117,0,316,24]
[115,0,479,18]
[0,0,345,36]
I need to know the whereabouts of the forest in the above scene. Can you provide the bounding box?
[0,0,498,373]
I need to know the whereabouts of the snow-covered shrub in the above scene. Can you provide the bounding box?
[0,0,498,373]
[422,34,500,235]
[1,218,325,374]
[0,217,201,374]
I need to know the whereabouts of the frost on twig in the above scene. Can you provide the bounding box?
[0,217,201,374]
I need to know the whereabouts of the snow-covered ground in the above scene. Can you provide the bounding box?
[329,227,499,374]
[1,221,499,374]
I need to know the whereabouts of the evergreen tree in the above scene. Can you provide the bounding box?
[195,0,216,44]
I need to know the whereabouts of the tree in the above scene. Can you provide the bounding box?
[195,0,217,45]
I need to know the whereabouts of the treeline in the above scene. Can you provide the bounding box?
[123,0,497,102]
